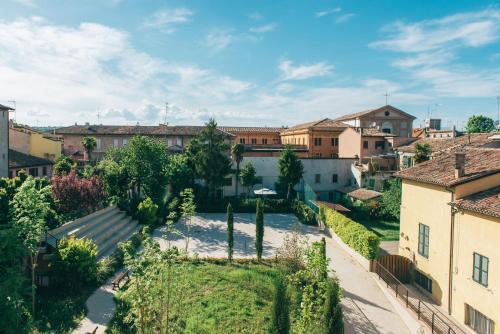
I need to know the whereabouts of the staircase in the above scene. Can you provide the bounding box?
[48,206,140,258]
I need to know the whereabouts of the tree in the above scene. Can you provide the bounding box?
[255,199,264,261]
[81,136,97,162]
[231,143,245,199]
[269,275,290,334]
[11,177,51,316]
[240,161,258,197]
[323,280,343,334]
[53,155,75,175]
[180,188,196,252]
[227,203,234,262]
[466,115,495,133]
[186,118,232,198]
[414,143,431,164]
[278,146,304,200]
[96,158,129,202]
[381,178,402,220]
[165,154,194,196]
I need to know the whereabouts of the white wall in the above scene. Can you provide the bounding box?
[224,157,356,198]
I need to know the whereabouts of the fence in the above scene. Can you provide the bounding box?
[373,260,466,334]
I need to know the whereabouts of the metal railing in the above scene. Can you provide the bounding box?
[373,261,466,334]
[44,230,59,249]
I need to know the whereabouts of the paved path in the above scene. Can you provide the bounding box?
[72,275,118,334]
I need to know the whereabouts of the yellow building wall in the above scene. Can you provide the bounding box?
[30,132,62,160]
[399,179,453,307]
[454,173,500,199]
[451,210,500,333]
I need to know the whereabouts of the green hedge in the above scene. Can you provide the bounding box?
[320,205,380,260]
[291,200,317,226]
[196,198,292,213]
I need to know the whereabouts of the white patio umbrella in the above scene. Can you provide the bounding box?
[253,188,277,196]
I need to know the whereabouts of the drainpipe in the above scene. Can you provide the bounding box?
[448,192,455,316]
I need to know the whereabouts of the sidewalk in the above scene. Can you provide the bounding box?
[324,234,412,334]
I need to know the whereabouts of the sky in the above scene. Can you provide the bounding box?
[0,0,500,129]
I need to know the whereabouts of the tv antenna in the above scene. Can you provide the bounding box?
[164,102,169,125]
[383,92,390,105]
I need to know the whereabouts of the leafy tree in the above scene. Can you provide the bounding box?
[278,146,304,200]
[240,161,258,197]
[165,154,194,196]
[323,279,343,334]
[81,136,97,162]
[381,178,402,220]
[51,170,105,214]
[227,203,234,262]
[180,188,196,252]
[231,143,245,199]
[255,199,264,261]
[11,178,52,316]
[186,118,231,198]
[53,155,75,175]
[137,197,159,226]
[466,115,495,133]
[414,143,431,164]
[0,188,9,225]
[269,275,290,334]
[96,158,129,202]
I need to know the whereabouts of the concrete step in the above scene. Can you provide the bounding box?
[97,221,139,258]
[63,208,120,240]
[99,224,141,259]
[92,216,133,247]
[81,211,127,242]
[51,206,118,239]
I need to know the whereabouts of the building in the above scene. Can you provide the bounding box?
[55,124,234,161]
[9,123,63,161]
[396,149,500,333]
[0,104,14,178]
[280,118,349,158]
[219,126,282,146]
[333,105,416,138]
[8,149,54,178]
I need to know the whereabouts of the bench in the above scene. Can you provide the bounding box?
[111,270,130,290]
[86,326,98,334]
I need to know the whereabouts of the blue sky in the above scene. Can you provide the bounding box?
[0,0,499,129]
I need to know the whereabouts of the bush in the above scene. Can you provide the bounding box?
[291,200,317,226]
[321,205,380,260]
[53,236,98,288]
[269,275,290,334]
[136,197,158,226]
[196,198,291,213]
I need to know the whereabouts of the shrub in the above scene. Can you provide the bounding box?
[321,205,380,260]
[269,275,290,334]
[227,204,234,262]
[136,197,158,226]
[196,198,291,213]
[53,236,98,288]
[291,200,317,226]
[255,199,264,261]
[323,279,343,334]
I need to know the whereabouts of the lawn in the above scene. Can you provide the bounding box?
[348,212,400,241]
[108,261,284,334]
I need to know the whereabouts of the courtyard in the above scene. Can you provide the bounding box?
[152,212,322,258]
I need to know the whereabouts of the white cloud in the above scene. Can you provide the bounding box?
[391,50,455,68]
[279,59,333,80]
[335,13,355,24]
[205,28,234,50]
[248,12,263,21]
[371,9,500,52]
[143,7,194,33]
[315,7,342,18]
[249,23,277,34]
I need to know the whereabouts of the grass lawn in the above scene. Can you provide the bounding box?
[348,212,400,241]
[108,261,284,334]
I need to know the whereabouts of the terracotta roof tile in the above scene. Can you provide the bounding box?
[9,149,54,168]
[333,105,416,121]
[218,126,284,133]
[55,125,234,137]
[396,133,492,155]
[396,148,500,187]
[360,128,396,137]
[347,188,382,201]
[281,118,349,132]
[451,186,500,218]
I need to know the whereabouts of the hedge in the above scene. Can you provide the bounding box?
[196,198,292,213]
[291,200,317,226]
[320,205,380,260]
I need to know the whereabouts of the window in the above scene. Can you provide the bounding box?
[167,138,173,147]
[375,141,385,149]
[239,138,245,144]
[251,138,257,145]
[262,138,268,144]
[473,253,489,287]
[314,153,322,158]
[42,166,47,176]
[315,174,321,183]
[363,141,369,149]
[332,174,338,183]
[418,223,430,258]
[29,168,38,177]
[314,138,322,146]
[330,153,338,158]
[403,156,413,168]
[113,138,119,148]
[96,138,102,150]
[123,138,128,146]
[384,111,390,116]
[414,270,432,293]
[176,137,182,146]
[368,178,375,189]
[465,304,494,334]
[331,138,339,146]
[400,121,407,129]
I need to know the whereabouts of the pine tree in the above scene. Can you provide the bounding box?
[227,203,234,262]
[255,199,264,261]
[269,275,290,334]
[323,279,343,334]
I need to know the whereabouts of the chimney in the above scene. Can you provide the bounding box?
[454,152,465,179]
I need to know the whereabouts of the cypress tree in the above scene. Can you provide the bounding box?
[323,280,343,334]
[255,199,264,261]
[227,203,234,262]
[320,237,327,279]
[269,275,290,334]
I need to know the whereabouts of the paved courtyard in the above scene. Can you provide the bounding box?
[152,212,320,257]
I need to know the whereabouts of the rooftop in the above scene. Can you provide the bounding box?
[218,126,284,133]
[396,133,493,155]
[337,186,383,200]
[451,186,500,219]
[9,149,54,168]
[359,127,396,137]
[281,118,349,132]
[396,148,500,187]
[333,105,416,121]
[0,103,14,111]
